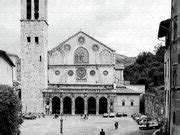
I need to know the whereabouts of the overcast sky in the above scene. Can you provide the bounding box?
[0,0,170,57]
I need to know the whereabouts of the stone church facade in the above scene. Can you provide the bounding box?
[20,0,142,115]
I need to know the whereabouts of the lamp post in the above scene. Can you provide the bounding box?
[60,113,63,135]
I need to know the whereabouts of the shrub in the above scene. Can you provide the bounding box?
[0,85,23,135]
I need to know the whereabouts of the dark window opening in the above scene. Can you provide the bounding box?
[178,54,180,64]
[131,102,134,106]
[173,70,177,86]
[173,111,176,124]
[122,101,125,106]
[27,37,31,42]
[34,0,39,19]
[27,0,31,19]
[40,56,42,62]
[35,37,39,44]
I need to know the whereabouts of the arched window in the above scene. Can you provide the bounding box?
[74,47,89,64]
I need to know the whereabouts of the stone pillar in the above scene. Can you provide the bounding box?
[43,94,46,114]
[60,97,63,115]
[72,96,75,115]
[84,96,87,114]
[50,97,52,114]
[96,97,99,115]
[107,97,110,113]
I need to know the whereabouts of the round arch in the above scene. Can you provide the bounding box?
[63,96,72,114]
[74,47,89,64]
[88,97,96,114]
[75,97,84,114]
[52,96,60,114]
[99,97,108,114]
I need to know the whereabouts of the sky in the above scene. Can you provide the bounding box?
[0,0,170,57]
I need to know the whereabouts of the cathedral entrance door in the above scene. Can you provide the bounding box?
[88,97,96,114]
[75,97,84,114]
[99,97,108,114]
[63,97,72,114]
[52,96,60,114]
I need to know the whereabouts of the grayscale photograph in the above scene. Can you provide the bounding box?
[0,0,177,135]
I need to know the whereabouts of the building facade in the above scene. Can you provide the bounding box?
[20,0,142,115]
[158,0,180,134]
[0,50,15,86]
[44,31,141,115]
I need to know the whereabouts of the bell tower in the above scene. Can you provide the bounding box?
[20,0,48,113]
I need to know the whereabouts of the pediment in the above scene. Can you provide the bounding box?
[48,31,115,55]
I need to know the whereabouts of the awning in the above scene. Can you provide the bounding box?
[158,19,171,38]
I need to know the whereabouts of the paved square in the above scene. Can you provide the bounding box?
[20,116,155,135]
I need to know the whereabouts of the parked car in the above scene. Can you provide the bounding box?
[139,119,160,130]
[122,113,127,117]
[109,112,115,118]
[138,118,149,125]
[103,113,108,118]
[116,112,122,117]
[23,113,37,120]
[131,113,141,120]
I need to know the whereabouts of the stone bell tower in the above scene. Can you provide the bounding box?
[21,0,48,113]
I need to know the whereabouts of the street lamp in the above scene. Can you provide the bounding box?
[60,113,63,135]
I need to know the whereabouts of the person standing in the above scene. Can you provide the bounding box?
[45,104,50,115]
[100,129,105,135]
[114,122,118,129]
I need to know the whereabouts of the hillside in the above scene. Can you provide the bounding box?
[115,53,136,67]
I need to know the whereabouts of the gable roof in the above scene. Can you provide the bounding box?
[116,87,141,94]
[0,50,15,67]
[48,31,115,54]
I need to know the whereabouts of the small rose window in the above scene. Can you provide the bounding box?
[90,70,95,76]
[92,44,99,51]
[68,70,74,76]
[103,70,108,76]
[78,36,85,44]
[55,70,60,75]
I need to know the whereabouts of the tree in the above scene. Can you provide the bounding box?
[124,45,166,92]
[0,85,23,135]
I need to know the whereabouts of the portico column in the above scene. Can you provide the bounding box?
[60,96,63,115]
[107,97,110,113]
[50,97,52,114]
[96,98,99,115]
[84,96,87,114]
[72,96,75,115]
[43,95,46,114]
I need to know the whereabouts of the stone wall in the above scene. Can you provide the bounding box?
[144,93,165,121]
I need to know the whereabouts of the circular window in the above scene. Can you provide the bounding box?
[55,70,60,75]
[78,36,85,44]
[68,70,74,76]
[92,44,99,51]
[103,70,108,76]
[90,70,95,76]
[64,44,71,52]
[76,67,86,78]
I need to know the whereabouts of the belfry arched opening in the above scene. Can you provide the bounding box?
[52,96,60,114]
[75,97,84,114]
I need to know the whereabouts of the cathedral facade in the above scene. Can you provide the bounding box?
[21,0,141,115]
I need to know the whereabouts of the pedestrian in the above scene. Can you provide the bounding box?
[114,122,118,129]
[100,129,105,135]
[84,114,87,119]
[45,104,50,115]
